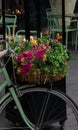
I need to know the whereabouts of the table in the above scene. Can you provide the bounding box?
[65,13,78,18]
[47,12,78,20]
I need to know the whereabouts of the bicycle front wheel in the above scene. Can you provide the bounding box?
[6,87,78,130]
[19,86,78,130]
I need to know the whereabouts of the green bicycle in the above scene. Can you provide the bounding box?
[0,40,78,130]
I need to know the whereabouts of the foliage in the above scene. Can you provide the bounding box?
[10,36,69,78]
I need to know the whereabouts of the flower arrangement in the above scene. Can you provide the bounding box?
[10,36,69,83]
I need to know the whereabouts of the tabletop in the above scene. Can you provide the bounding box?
[47,12,78,19]
[65,13,78,18]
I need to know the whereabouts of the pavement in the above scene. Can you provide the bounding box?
[0,49,78,130]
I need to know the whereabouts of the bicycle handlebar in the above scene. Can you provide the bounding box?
[0,50,8,58]
[0,40,15,58]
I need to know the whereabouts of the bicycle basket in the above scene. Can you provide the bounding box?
[16,69,65,84]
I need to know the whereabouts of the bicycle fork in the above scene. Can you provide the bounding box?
[9,87,35,130]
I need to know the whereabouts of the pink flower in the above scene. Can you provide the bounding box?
[16,52,25,62]
[31,46,38,54]
[36,48,45,60]
[16,51,34,63]
[21,63,33,76]
[26,51,34,59]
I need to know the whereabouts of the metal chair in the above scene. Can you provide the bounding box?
[14,30,25,42]
[0,16,3,39]
[46,10,78,50]
[4,14,17,43]
[14,30,37,43]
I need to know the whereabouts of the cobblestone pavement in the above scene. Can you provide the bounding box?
[0,50,78,130]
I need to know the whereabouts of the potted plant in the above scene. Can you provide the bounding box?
[10,36,69,84]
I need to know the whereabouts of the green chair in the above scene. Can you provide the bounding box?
[47,13,78,50]
[14,30,38,43]
[4,14,17,43]
[0,16,3,39]
[14,30,25,43]
[46,8,59,32]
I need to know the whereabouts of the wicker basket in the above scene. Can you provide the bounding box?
[19,69,65,84]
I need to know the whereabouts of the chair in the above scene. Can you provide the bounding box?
[14,30,38,43]
[4,14,17,43]
[46,10,78,50]
[46,8,59,31]
[0,16,3,39]
[14,30,25,42]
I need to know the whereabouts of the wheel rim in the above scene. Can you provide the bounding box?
[3,87,78,130]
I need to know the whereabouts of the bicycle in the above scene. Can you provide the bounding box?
[0,40,78,130]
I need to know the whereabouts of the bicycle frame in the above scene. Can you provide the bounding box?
[0,61,78,130]
[0,65,35,130]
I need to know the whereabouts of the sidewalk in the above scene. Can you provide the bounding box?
[66,50,78,105]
